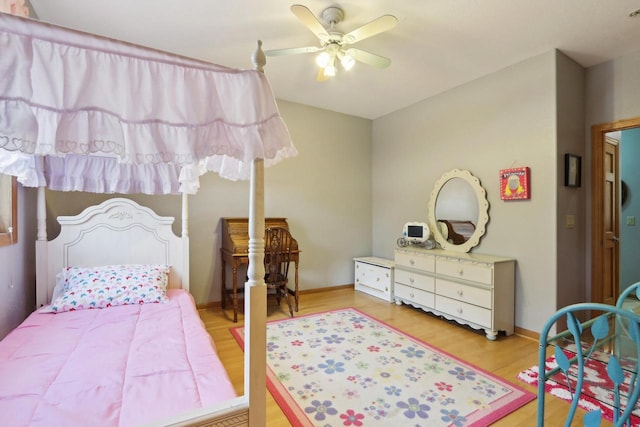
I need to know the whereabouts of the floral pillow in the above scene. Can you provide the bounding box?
[50,264,170,313]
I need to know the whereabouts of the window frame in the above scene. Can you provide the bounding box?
[0,175,18,247]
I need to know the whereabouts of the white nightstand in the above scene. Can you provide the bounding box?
[353,257,394,302]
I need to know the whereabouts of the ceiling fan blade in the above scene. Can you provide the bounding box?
[291,4,329,41]
[343,15,398,44]
[346,48,392,69]
[265,46,322,57]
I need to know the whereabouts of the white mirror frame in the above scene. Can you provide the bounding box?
[427,169,489,253]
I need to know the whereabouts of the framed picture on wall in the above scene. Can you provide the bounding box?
[499,167,531,200]
[564,154,581,187]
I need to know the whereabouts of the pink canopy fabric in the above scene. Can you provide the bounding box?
[0,12,296,194]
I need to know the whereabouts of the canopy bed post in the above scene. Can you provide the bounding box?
[35,178,48,307]
[181,193,189,238]
[36,187,46,241]
[244,40,268,427]
[181,192,190,290]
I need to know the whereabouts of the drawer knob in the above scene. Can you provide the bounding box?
[410,292,414,298]
[457,307,463,314]
[409,259,415,265]
[457,290,463,297]
[385,287,388,292]
[376,277,380,282]
[458,268,464,276]
[409,277,414,283]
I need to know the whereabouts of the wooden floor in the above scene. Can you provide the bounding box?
[199,287,609,426]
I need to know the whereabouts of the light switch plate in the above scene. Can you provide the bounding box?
[566,214,575,228]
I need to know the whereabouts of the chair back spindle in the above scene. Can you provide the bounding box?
[264,227,294,317]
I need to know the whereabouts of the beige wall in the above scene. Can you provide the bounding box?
[586,50,640,126]
[0,185,37,339]
[555,53,587,309]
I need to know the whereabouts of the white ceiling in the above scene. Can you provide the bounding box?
[28,0,640,120]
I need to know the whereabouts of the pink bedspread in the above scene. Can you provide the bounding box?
[0,289,236,426]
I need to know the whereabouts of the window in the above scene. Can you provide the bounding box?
[0,174,17,246]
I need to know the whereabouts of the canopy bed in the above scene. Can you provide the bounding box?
[0,10,296,427]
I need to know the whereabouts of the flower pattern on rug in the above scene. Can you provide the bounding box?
[234,308,533,426]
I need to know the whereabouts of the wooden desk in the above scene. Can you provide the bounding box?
[220,217,300,322]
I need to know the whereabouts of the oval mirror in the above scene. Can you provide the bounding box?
[427,169,489,253]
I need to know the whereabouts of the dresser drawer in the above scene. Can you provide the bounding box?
[436,258,493,285]
[436,278,492,309]
[395,269,434,292]
[395,283,435,308]
[435,295,491,327]
[395,250,435,272]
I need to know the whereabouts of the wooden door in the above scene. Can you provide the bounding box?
[600,137,619,305]
[592,117,640,306]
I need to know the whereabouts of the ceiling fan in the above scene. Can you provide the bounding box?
[265,4,398,81]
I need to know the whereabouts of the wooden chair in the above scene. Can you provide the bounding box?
[264,227,294,317]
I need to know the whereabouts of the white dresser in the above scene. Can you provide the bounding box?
[354,257,394,302]
[394,247,515,340]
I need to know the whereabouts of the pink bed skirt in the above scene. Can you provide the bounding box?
[0,289,236,426]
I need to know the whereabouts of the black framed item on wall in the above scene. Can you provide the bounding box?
[564,154,581,187]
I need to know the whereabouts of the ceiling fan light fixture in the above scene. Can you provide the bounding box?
[266,5,398,81]
[340,52,355,71]
[315,51,331,68]
[324,63,337,77]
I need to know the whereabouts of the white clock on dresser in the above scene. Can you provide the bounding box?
[394,247,515,340]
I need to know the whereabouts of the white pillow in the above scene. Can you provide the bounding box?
[39,272,67,313]
[50,264,170,313]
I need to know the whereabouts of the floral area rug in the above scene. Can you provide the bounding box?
[231,307,534,426]
[517,349,640,426]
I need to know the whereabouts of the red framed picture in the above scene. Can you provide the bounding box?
[499,167,530,200]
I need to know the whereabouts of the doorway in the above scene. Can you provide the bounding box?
[591,116,640,305]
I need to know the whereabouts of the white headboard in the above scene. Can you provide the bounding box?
[36,198,189,307]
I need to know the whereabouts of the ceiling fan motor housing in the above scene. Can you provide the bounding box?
[321,7,344,26]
